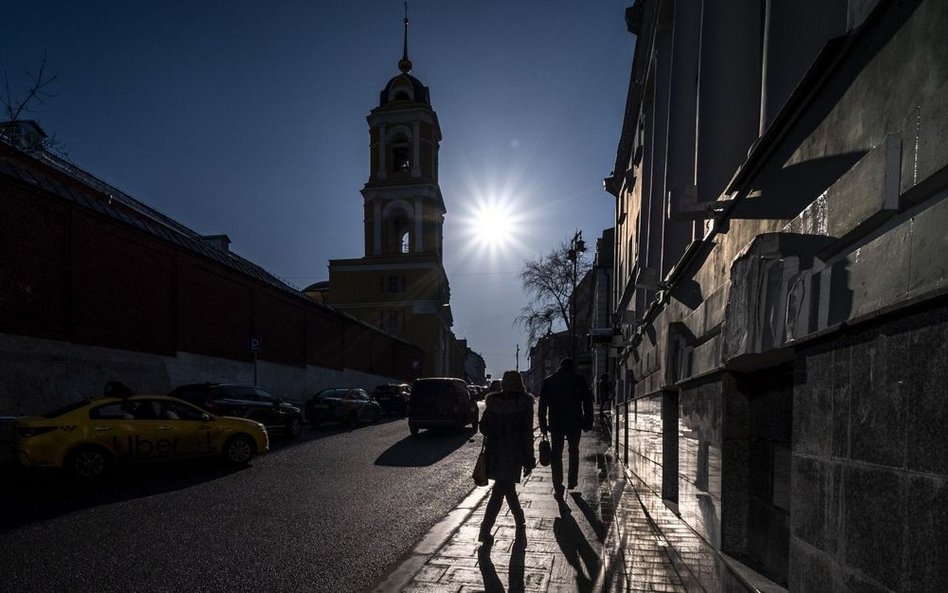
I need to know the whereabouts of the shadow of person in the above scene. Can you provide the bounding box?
[477,527,529,592]
[478,543,505,593]
[554,505,601,593]
[571,492,607,541]
[508,527,528,592]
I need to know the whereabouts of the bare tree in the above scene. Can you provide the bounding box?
[1,55,66,154]
[2,54,57,122]
[516,240,592,348]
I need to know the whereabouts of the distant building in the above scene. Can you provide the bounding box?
[604,0,948,591]
[462,343,486,386]
[324,18,469,379]
[525,332,570,395]
[588,228,615,384]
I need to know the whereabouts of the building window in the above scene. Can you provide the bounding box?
[390,133,411,173]
[386,276,405,293]
[380,309,405,334]
[387,207,412,254]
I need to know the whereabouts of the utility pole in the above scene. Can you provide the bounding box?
[516,344,520,371]
[567,230,586,360]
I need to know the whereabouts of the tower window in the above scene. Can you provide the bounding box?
[390,132,411,173]
[393,146,410,172]
[385,276,406,293]
[387,207,411,255]
[380,309,406,334]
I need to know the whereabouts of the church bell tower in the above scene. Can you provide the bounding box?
[361,9,445,261]
[326,8,455,378]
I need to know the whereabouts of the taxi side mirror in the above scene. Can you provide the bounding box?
[201,413,212,421]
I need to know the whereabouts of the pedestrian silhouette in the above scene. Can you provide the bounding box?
[478,370,536,546]
[538,358,593,497]
[596,372,613,417]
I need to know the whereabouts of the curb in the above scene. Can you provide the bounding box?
[367,484,491,593]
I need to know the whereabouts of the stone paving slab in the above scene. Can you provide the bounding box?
[366,419,695,592]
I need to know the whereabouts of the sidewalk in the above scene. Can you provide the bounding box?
[369,420,690,593]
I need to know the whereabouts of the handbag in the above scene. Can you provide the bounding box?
[472,443,488,486]
[538,434,551,467]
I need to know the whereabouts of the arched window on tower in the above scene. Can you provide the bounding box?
[387,208,412,255]
[390,132,411,174]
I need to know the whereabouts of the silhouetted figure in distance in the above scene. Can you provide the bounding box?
[538,358,593,497]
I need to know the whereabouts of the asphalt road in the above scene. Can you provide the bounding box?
[0,413,483,593]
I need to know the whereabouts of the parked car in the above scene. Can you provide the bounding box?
[306,388,381,429]
[408,377,479,436]
[12,394,269,479]
[372,383,411,416]
[168,383,303,439]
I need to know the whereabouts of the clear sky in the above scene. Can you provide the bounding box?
[2,1,634,379]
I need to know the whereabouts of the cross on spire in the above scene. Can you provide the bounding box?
[398,2,413,73]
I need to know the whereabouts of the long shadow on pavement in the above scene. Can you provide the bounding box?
[477,529,528,593]
[0,457,246,532]
[374,427,477,467]
[554,496,602,592]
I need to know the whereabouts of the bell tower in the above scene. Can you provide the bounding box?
[326,7,455,378]
[361,7,445,262]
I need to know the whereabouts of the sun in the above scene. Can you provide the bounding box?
[472,202,514,248]
[451,168,541,268]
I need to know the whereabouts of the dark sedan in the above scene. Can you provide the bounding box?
[372,383,411,416]
[168,383,303,439]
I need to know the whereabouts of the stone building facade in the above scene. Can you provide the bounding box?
[605,0,947,590]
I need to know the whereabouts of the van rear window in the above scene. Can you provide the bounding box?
[411,381,458,401]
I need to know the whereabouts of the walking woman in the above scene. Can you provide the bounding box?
[478,370,536,545]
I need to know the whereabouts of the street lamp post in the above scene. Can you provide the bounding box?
[567,230,586,360]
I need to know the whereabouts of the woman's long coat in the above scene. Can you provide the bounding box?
[479,390,535,483]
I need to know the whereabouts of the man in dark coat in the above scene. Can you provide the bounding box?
[538,358,593,496]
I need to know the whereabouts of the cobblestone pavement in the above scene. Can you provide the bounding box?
[368,421,692,593]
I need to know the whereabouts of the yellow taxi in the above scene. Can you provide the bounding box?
[13,394,269,478]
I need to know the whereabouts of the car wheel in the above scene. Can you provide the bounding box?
[471,416,479,431]
[409,424,419,436]
[286,416,302,439]
[65,445,110,479]
[223,434,256,465]
[371,408,381,424]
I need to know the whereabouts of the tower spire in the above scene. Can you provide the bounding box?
[398,2,412,73]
